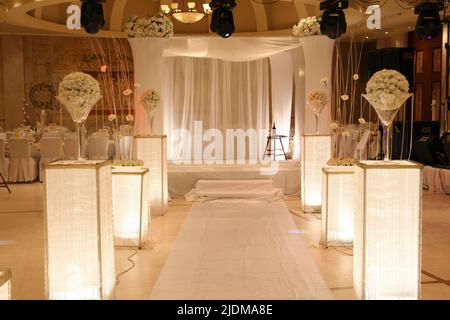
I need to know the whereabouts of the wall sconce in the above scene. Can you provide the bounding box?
[112,166,149,248]
[0,269,11,300]
[301,134,332,212]
[354,160,422,300]
[134,135,168,217]
[44,160,115,300]
[321,166,355,247]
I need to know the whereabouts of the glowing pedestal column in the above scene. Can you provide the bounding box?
[112,166,149,248]
[0,269,11,300]
[354,160,422,300]
[44,160,115,300]
[321,166,355,247]
[301,134,332,212]
[134,135,168,216]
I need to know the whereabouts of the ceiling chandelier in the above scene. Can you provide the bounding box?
[161,1,212,24]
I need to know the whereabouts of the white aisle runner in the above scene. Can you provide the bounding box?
[151,182,332,299]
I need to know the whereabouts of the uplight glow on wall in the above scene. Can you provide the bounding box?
[321,166,354,247]
[301,134,332,212]
[112,166,149,248]
[134,135,168,216]
[354,160,422,300]
[0,269,11,300]
[44,161,115,300]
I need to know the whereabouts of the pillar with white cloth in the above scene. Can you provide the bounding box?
[298,36,334,134]
[321,166,355,247]
[301,134,332,213]
[44,160,115,300]
[134,135,168,217]
[353,160,422,300]
[128,38,167,135]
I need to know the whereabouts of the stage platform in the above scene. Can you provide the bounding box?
[168,160,301,198]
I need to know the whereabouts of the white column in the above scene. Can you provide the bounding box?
[354,160,422,300]
[112,166,149,248]
[134,135,168,216]
[129,38,167,135]
[0,269,11,300]
[321,166,355,247]
[301,134,331,212]
[44,160,115,300]
[298,35,334,134]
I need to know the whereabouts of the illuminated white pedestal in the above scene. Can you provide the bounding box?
[354,160,422,300]
[112,166,149,248]
[0,269,11,300]
[44,160,115,300]
[134,135,168,216]
[321,166,355,247]
[301,134,332,212]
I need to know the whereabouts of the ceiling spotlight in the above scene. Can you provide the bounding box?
[81,0,105,34]
[319,0,348,40]
[209,0,237,38]
[414,1,444,40]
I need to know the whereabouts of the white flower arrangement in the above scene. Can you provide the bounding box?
[307,89,328,109]
[124,13,174,38]
[358,117,366,124]
[292,16,321,38]
[113,159,144,167]
[108,114,117,122]
[123,88,133,96]
[353,74,359,81]
[327,158,356,166]
[56,72,102,123]
[140,89,161,114]
[126,114,134,122]
[341,94,349,102]
[364,69,410,111]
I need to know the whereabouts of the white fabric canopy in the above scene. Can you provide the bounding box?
[164,36,302,62]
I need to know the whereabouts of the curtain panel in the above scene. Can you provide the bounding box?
[163,57,270,162]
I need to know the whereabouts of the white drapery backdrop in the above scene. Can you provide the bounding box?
[163,56,270,162]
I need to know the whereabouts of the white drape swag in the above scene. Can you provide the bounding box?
[163,57,270,161]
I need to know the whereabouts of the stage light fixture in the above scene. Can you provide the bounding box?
[414,1,444,40]
[81,0,105,34]
[319,0,348,39]
[209,0,237,38]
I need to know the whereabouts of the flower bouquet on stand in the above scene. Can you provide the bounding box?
[140,89,161,135]
[307,89,328,134]
[362,69,412,161]
[56,72,102,161]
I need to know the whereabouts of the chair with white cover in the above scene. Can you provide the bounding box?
[8,139,38,183]
[0,139,10,181]
[353,131,371,160]
[63,135,79,160]
[86,136,109,160]
[39,137,63,181]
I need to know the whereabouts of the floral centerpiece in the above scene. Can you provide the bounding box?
[307,89,328,133]
[56,72,102,160]
[124,13,174,38]
[292,16,321,38]
[327,158,356,167]
[362,69,411,160]
[140,89,161,134]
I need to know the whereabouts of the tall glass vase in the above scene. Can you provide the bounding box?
[362,93,412,161]
[307,101,325,134]
[56,96,101,161]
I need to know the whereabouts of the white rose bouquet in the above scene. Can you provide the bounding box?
[124,13,174,38]
[307,89,328,134]
[293,16,321,38]
[56,72,102,123]
[364,69,410,111]
[141,89,160,113]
